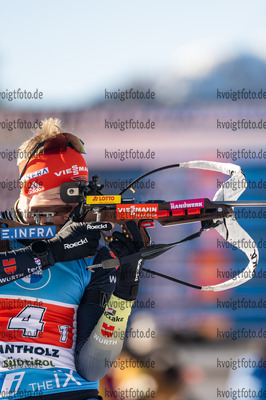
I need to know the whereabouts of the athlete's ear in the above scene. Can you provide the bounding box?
[16,196,32,223]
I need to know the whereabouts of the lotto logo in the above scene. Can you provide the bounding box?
[86,195,121,204]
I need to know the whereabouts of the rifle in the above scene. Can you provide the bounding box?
[1,160,265,291]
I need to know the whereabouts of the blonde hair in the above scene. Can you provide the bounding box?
[17,118,64,164]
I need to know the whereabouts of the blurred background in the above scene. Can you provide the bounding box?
[1,1,266,398]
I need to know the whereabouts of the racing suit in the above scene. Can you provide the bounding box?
[0,209,134,399]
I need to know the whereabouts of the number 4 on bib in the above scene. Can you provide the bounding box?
[8,305,46,338]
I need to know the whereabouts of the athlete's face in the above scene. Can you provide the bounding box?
[18,187,77,227]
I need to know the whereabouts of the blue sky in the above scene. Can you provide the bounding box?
[1,0,266,109]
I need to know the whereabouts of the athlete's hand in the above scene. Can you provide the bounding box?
[109,221,144,301]
[47,222,111,263]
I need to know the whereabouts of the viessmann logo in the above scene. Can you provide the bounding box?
[116,204,158,219]
[86,195,121,204]
[54,165,88,177]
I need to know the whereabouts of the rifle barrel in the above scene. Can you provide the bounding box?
[212,201,266,207]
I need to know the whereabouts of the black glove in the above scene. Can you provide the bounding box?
[109,221,144,301]
[31,222,105,266]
